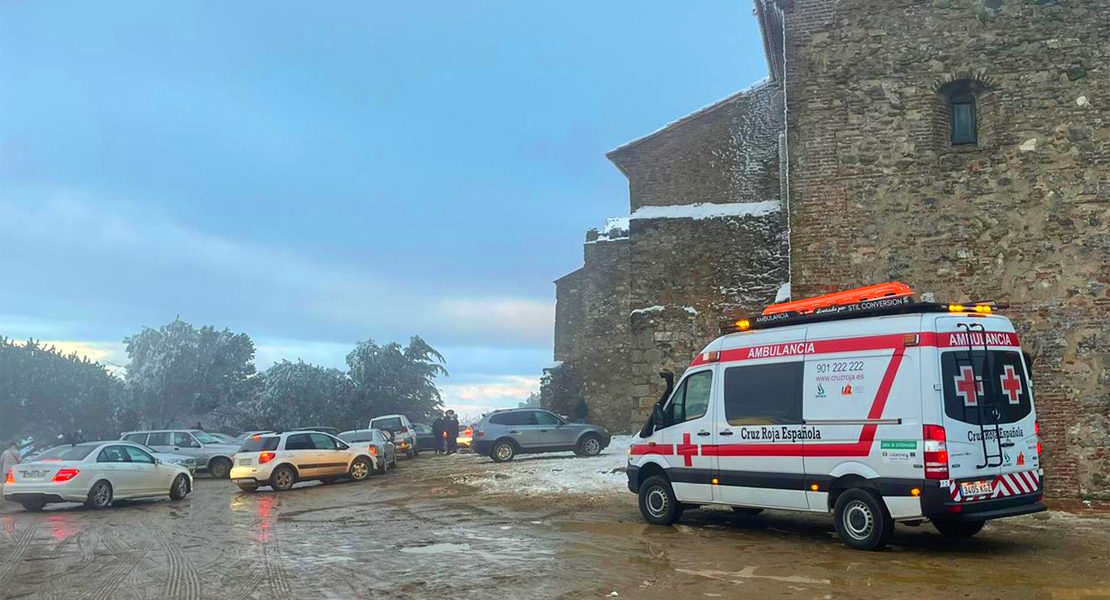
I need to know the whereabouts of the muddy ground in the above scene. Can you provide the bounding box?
[1,452,1108,600]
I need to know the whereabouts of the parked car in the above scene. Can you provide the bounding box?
[369,414,419,458]
[471,409,611,462]
[338,429,397,475]
[458,424,474,449]
[412,423,436,452]
[235,430,274,443]
[131,442,198,474]
[3,441,192,512]
[230,431,375,492]
[120,430,239,478]
[205,432,239,445]
[290,426,341,437]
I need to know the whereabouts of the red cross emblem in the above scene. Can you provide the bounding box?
[999,365,1022,405]
[676,433,698,467]
[954,366,983,406]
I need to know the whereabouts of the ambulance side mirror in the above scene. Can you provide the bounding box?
[652,404,666,428]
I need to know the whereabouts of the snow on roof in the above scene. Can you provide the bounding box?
[608,76,773,157]
[586,216,631,244]
[630,200,779,221]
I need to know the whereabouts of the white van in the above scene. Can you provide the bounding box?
[626,283,1045,550]
[369,414,419,458]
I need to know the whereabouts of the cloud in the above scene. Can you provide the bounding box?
[439,375,540,421]
[0,194,553,350]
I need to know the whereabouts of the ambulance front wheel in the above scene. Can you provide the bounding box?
[932,519,984,539]
[638,475,683,526]
[833,489,894,551]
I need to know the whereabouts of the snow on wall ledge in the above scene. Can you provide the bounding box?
[630,200,779,221]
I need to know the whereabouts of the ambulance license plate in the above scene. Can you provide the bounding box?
[960,480,993,497]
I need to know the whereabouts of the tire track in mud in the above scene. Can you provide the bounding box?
[155,529,203,600]
[0,520,38,586]
[82,530,151,600]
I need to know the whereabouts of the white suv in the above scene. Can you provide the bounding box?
[230,431,375,492]
[368,414,419,458]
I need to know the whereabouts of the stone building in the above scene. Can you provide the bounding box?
[550,0,1109,498]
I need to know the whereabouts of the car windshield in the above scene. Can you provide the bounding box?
[239,436,280,452]
[371,417,403,431]
[33,444,98,461]
[192,431,222,444]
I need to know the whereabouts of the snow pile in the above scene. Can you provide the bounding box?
[630,201,779,222]
[629,305,665,316]
[460,436,634,496]
[774,282,791,303]
[588,217,630,243]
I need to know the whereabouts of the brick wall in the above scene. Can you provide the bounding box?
[779,0,1110,497]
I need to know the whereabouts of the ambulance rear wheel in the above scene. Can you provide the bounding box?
[932,519,984,539]
[639,475,683,526]
[833,489,894,551]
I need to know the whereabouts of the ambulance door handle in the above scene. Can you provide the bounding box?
[696,431,711,437]
[719,430,734,436]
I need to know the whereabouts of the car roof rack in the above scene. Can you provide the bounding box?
[719,283,1003,334]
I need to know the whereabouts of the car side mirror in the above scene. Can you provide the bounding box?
[154,458,162,465]
[652,404,666,428]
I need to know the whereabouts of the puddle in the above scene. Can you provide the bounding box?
[554,521,681,537]
[400,542,472,554]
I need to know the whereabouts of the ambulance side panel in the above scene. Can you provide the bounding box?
[801,315,926,519]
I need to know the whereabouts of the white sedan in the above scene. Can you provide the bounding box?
[3,441,193,512]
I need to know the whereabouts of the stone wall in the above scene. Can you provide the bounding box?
[627,214,788,424]
[776,0,1110,497]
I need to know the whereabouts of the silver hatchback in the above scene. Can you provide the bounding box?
[338,429,397,475]
[470,409,611,462]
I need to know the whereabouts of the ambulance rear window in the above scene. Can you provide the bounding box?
[723,362,803,425]
[941,350,1032,425]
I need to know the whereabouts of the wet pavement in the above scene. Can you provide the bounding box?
[1,453,1109,600]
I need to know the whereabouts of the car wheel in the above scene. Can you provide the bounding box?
[20,500,46,512]
[237,484,258,493]
[208,457,232,479]
[85,480,113,509]
[638,475,683,526]
[933,519,984,539]
[731,507,764,515]
[349,457,372,482]
[169,475,190,501]
[490,440,516,463]
[392,455,398,468]
[575,434,603,457]
[270,465,296,491]
[833,488,894,551]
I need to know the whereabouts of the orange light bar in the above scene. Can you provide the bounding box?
[763,282,915,316]
[735,319,751,331]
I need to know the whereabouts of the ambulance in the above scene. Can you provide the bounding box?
[626,283,1046,550]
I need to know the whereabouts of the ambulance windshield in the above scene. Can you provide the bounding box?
[941,350,1032,425]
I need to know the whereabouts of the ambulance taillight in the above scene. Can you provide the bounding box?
[923,425,949,480]
[1035,421,1042,455]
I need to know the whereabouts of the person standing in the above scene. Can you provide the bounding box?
[1,441,22,499]
[574,400,589,424]
[445,410,460,454]
[431,414,445,455]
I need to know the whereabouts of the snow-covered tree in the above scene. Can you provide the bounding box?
[346,336,446,422]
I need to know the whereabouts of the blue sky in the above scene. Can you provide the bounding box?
[0,1,767,417]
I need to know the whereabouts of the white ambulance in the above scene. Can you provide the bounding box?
[626,283,1045,550]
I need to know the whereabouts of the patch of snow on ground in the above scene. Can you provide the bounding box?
[630,201,779,221]
[630,305,665,316]
[461,436,634,496]
[774,282,791,303]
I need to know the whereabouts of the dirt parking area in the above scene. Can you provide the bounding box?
[2,449,1109,600]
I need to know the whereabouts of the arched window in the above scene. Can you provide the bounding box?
[950,92,977,145]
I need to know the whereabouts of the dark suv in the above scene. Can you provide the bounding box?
[471,408,610,462]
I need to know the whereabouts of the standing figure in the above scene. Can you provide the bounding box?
[445,410,460,454]
[1,441,22,499]
[431,414,445,455]
[574,399,589,424]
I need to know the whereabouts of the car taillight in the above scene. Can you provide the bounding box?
[923,425,948,480]
[259,452,276,464]
[369,445,378,456]
[53,469,80,482]
[464,427,472,436]
[5,469,13,484]
[474,430,484,438]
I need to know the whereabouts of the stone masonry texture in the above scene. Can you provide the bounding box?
[552,0,1108,499]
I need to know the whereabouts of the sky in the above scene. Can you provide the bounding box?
[0,1,768,418]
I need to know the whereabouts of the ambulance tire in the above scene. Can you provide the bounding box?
[833,489,894,551]
[932,519,984,539]
[639,475,683,526]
